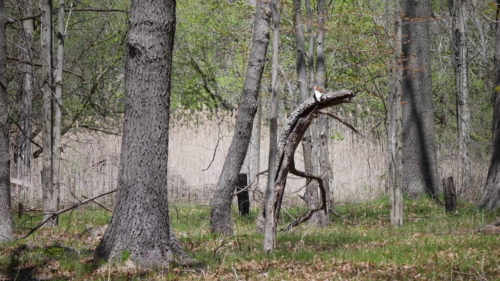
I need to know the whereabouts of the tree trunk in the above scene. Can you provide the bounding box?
[0,0,13,242]
[303,0,321,226]
[49,0,66,227]
[95,0,191,266]
[249,97,261,188]
[210,0,271,235]
[244,96,261,189]
[449,0,471,195]
[40,0,56,226]
[293,0,315,211]
[16,0,34,181]
[310,0,330,226]
[479,0,500,211]
[263,0,280,253]
[401,0,441,198]
[385,0,395,195]
[390,2,403,227]
[271,90,353,233]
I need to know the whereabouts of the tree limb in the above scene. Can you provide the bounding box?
[233,170,268,196]
[18,189,117,240]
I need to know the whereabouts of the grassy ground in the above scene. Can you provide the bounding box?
[1,196,499,280]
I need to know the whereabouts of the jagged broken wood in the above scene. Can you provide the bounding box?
[265,89,354,232]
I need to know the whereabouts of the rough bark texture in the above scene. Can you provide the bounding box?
[0,0,14,242]
[479,0,500,211]
[401,0,441,198]
[40,0,57,226]
[449,0,471,195]
[270,90,353,233]
[95,0,190,266]
[210,0,271,235]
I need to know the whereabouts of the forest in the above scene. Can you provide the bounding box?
[1,0,500,280]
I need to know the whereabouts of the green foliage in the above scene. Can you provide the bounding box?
[172,0,253,111]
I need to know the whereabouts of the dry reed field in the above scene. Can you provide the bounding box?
[9,107,489,210]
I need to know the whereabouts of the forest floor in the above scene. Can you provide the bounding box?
[1,196,499,280]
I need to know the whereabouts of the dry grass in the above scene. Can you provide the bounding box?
[9,107,489,210]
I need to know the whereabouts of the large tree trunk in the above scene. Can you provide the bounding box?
[0,0,13,242]
[210,0,271,235]
[479,0,500,211]
[401,0,441,198]
[263,0,280,253]
[449,0,471,195]
[40,0,57,226]
[95,0,190,266]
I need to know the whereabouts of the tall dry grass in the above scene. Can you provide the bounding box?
[10,106,489,210]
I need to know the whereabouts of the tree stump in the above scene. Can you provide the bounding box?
[236,174,250,216]
[442,177,456,212]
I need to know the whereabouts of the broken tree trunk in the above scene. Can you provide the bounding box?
[265,89,353,234]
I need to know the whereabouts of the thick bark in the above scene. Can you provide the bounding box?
[401,0,441,198]
[449,0,471,195]
[210,0,271,235]
[40,0,57,225]
[263,0,279,253]
[479,0,500,211]
[390,3,403,227]
[0,0,13,242]
[95,0,190,266]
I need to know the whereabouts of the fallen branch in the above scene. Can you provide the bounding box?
[18,189,117,239]
[81,195,112,212]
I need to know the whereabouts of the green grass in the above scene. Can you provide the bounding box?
[1,196,500,280]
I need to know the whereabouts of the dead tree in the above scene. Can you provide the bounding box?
[265,89,354,234]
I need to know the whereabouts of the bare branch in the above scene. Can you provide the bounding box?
[233,169,268,196]
[202,136,223,171]
[17,189,117,240]
[7,57,85,81]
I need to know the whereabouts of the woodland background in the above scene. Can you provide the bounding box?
[5,0,493,208]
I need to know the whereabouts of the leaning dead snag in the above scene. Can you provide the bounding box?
[262,89,354,233]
